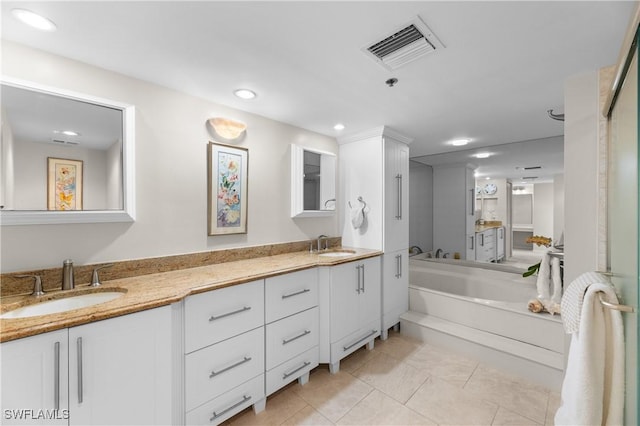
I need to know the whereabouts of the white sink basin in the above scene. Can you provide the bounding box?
[319,250,356,258]
[1,291,125,319]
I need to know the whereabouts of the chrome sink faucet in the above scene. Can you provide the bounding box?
[15,274,45,296]
[435,248,443,258]
[317,235,329,252]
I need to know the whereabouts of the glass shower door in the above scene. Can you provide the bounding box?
[607,28,639,426]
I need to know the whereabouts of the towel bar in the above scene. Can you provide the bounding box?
[598,293,635,313]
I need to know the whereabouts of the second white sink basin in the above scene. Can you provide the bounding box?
[1,291,125,319]
[319,250,356,258]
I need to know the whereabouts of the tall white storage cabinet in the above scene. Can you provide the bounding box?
[339,126,412,340]
[432,163,477,260]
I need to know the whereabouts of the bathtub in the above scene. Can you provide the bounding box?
[400,256,565,390]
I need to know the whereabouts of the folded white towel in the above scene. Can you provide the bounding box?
[561,271,609,333]
[536,253,561,314]
[536,253,551,300]
[555,282,624,426]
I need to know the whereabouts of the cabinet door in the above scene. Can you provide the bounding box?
[466,234,476,261]
[68,306,172,425]
[384,139,410,252]
[382,250,408,330]
[1,330,69,425]
[359,257,382,328]
[465,166,477,235]
[329,261,361,343]
[496,227,505,260]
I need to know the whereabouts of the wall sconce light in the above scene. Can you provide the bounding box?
[208,117,247,141]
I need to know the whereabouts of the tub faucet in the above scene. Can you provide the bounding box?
[409,246,423,255]
[435,248,443,258]
[317,235,328,251]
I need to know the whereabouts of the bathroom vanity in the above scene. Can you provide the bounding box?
[0,247,381,425]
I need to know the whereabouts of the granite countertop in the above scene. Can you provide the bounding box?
[0,247,381,343]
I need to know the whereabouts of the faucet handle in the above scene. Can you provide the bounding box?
[15,274,45,296]
[90,264,114,287]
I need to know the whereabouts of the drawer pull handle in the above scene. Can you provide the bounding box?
[77,337,84,403]
[209,306,251,322]
[282,329,311,345]
[282,288,311,299]
[54,341,60,410]
[283,361,311,379]
[209,356,252,378]
[343,329,377,351]
[210,394,251,422]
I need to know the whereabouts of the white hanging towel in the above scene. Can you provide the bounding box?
[535,252,562,314]
[350,205,364,229]
[555,280,625,426]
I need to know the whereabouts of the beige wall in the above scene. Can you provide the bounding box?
[1,42,338,272]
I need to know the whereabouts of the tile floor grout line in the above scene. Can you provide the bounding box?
[333,374,375,426]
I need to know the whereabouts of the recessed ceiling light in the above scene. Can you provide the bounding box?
[53,130,80,136]
[474,152,491,159]
[333,123,345,131]
[233,89,256,100]
[12,9,57,31]
[485,177,491,180]
[450,138,470,146]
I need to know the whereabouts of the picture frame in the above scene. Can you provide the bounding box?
[208,142,248,235]
[47,157,83,211]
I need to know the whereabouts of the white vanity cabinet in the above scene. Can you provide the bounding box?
[264,268,319,396]
[319,256,381,373]
[0,306,172,426]
[68,306,172,425]
[475,228,497,263]
[1,329,69,425]
[183,280,265,425]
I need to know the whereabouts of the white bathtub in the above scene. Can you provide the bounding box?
[400,256,565,390]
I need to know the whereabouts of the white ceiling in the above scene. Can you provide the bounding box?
[1,1,634,177]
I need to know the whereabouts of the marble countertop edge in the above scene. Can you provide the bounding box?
[0,247,381,342]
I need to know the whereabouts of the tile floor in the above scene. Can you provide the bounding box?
[224,331,561,425]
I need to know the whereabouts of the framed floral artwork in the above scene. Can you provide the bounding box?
[208,142,248,235]
[47,157,83,211]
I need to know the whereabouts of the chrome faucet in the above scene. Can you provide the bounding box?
[435,248,443,258]
[15,274,45,296]
[90,263,114,287]
[317,235,328,252]
[62,259,75,290]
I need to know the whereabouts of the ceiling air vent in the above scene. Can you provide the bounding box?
[50,138,79,146]
[363,16,445,71]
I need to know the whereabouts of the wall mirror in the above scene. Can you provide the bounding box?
[0,77,135,225]
[290,144,336,218]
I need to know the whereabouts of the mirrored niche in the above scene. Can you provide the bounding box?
[290,144,336,218]
[0,77,135,225]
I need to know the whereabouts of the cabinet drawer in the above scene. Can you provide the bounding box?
[185,280,264,353]
[265,307,318,370]
[330,319,380,362]
[186,374,264,426]
[266,346,318,396]
[185,327,264,411]
[265,268,318,323]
